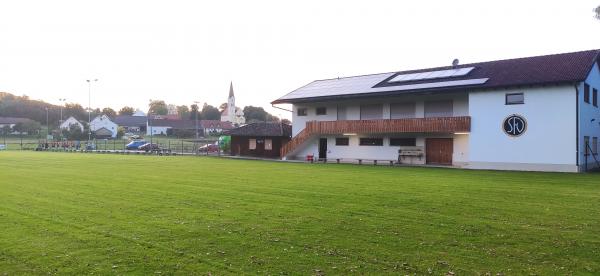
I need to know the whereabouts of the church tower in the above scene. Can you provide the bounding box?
[227,82,235,121]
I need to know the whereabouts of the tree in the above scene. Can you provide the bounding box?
[148,100,168,115]
[118,106,135,115]
[595,5,600,20]
[62,124,85,140]
[219,103,228,111]
[102,107,117,118]
[243,106,280,123]
[281,118,291,125]
[64,103,87,121]
[189,104,201,120]
[201,103,221,120]
[117,126,126,139]
[1,125,11,136]
[177,105,190,120]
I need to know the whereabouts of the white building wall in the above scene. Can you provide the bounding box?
[60,117,84,131]
[468,85,577,172]
[90,115,118,138]
[146,125,170,136]
[579,63,600,170]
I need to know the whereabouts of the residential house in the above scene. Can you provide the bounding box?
[59,116,84,131]
[201,120,234,136]
[147,118,196,136]
[114,115,147,133]
[90,114,118,138]
[272,49,600,172]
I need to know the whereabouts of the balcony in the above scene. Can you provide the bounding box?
[306,116,471,134]
[281,116,471,157]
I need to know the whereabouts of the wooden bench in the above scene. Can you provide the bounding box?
[356,159,395,166]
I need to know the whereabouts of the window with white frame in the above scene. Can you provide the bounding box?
[249,139,257,150]
[265,139,273,150]
[297,108,307,116]
[506,93,524,105]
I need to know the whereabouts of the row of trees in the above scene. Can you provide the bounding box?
[148,100,221,120]
[1,92,290,134]
[0,92,140,126]
[148,100,288,124]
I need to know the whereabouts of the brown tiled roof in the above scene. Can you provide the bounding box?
[226,122,292,137]
[149,119,234,130]
[200,120,234,129]
[272,49,600,104]
[149,119,196,129]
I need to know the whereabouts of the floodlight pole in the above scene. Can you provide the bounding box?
[86,79,98,143]
[194,101,200,139]
[58,98,66,139]
[45,107,49,143]
[148,99,153,145]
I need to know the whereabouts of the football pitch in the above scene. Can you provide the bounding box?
[0,151,599,275]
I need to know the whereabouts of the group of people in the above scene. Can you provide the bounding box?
[38,140,82,150]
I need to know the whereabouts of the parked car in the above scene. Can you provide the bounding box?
[198,142,220,153]
[125,140,147,150]
[138,143,160,152]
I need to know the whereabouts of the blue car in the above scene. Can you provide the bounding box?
[125,140,147,150]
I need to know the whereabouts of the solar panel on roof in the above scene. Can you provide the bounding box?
[388,67,475,83]
[388,78,488,91]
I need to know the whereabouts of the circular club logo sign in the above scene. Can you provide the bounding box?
[503,114,527,137]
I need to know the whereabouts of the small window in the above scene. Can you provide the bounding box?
[584,136,590,156]
[297,108,307,116]
[335,138,349,146]
[506,93,524,105]
[584,83,590,104]
[359,138,383,146]
[316,107,327,115]
[265,139,273,150]
[593,137,598,155]
[390,138,416,146]
[249,139,256,150]
[593,88,598,107]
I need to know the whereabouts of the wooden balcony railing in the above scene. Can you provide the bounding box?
[281,116,471,158]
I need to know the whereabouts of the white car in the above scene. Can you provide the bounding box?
[0,144,6,150]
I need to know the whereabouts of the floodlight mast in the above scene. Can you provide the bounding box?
[86,79,98,144]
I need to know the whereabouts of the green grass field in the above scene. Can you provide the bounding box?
[1,151,599,275]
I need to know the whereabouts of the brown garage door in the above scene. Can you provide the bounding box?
[426,138,453,165]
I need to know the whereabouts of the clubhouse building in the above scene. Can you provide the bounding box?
[272,49,600,172]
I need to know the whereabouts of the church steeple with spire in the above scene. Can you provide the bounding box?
[220,82,245,125]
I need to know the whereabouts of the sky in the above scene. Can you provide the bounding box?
[0,0,599,119]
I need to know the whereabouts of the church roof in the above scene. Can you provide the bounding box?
[229,82,235,98]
